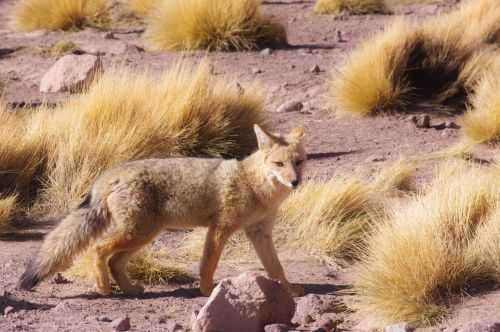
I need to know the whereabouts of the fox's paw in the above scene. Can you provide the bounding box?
[200,282,214,297]
[95,285,112,297]
[286,283,305,297]
[122,283,145,296]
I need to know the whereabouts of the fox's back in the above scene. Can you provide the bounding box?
[92,157,236,227]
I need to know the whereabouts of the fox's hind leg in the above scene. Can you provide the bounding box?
[108,250,144,296]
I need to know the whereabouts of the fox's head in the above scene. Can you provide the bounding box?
[254,124,306,189]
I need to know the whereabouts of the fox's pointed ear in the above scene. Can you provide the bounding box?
[254,124,274,150]
[288,127,305,143]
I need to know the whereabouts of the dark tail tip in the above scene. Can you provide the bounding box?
[17,259,41,291]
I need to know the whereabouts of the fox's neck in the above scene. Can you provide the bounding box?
[239,151,290,206]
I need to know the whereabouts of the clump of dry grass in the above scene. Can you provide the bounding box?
[314,0,390,16]
[9,0,108,32]
[127,0,157,16]
[180,161,415,264]
[145,0,287,51]
[67,248,194,285]
[355,161,500,326]
[35,41,81,57]
[462,58,500,144]
[0,195,18,232]
[330,0,500,116]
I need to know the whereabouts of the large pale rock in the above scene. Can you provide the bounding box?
[40,54,101,93]
[192,272,296,332]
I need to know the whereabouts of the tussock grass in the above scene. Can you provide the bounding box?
[9,0,108,32]
[462,58,500,144]
[145,0,287,51]
[35,41,81,57]
[127,0,157,16]
[0,195,18,232]
[314,0,390,16]
[180,161,415,264]
[0,60,265,221]
[67,248,194,285]
[355,161,500,326]
[331,0,500,116]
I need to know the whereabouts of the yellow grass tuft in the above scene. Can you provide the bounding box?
[127,0,157,16]
[9,0,108,32]
[314,0,390,16]
[462,58,500,144]
[68,248,194,285]
[355,161,500,326]
[331,0,500,116]
[0,195,18,232]
[145,0,287,51]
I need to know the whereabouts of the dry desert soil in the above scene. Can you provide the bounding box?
[1,0,500,331]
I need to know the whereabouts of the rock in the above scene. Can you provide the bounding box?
[415,115,431,128]
[264,324,292,332]
[370,156,386,162]
[312,314,340,331]
[158,315,168,324]
[192,272,295,332]
[276,100,304,113]
[40,54,102,93]
[293,294,338,325]
[104,32,116,39]
[252,68,263,74]
[310,65,321,73]
[166,321,183,331]
[4,306,15,315]
[457,321,500,332]
[111,316,131,331]
[52,273,71,284]
[96,315,112,322]
[445,121,460,129]
[260,48,272,55]
[432,122,447,130]
[384,322,413,332]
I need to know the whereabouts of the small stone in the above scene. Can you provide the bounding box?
[4,306,15,315]
[336,30,346,42]
[289,17,297,23]
[310,65,321,73]
[384,322,413,332]
[40,54,102,93]
[97,315,112,322]
[445,121,460,129]
[432,122,447,130]
[313,314,339,331]
[166,321,183,331]
[264,324,291,332]
[252,68,263,74]
[260,48,272,55]
[371,156,386,162]
[53,273,71,284]
[111,316,131,331]
[158,315,168,324]
[104,32,116,39]
[415,115,431,129]
[276,100,303,113]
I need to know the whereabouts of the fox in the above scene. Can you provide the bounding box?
[18,124,307,297]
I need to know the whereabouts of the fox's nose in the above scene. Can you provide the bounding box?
[291,180,299,188]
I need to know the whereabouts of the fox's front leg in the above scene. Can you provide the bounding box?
[245,221,305,297]
[199,225,234,296]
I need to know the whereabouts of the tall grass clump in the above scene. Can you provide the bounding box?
[355,161,500,326]
[9,0,108,31]
[462,58,500,144]
[145,0,287,51]
[127,0,157,16]
[67,248,194,285]
[330,0,500,116]
[314,0,390,16]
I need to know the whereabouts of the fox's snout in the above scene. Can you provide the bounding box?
[291,179,299,188]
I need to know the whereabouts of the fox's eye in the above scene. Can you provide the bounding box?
[274,161,284,167]
[296,160,304,166]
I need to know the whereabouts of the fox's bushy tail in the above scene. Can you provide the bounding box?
[18,194,111,290]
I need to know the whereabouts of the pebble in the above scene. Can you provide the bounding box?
[275,100,304,113]
[4,306,15,315]
[260,48,272,55]
[310,64,321,73]
[111,316,131,331]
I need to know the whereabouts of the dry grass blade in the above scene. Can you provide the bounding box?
[355,161,500,326]
[9,0,109,32]
[314,0,390,15]
[145,0,286,51]
[68,248,194,285]
[0,195,18,232]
